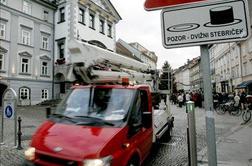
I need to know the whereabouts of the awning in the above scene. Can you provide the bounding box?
[236,80,252,89]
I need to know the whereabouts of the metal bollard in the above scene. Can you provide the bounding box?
[186,101,197,166]
[17,117,23,150]
[46,107,51,118]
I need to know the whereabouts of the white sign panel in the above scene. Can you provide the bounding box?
[161,0,250,48]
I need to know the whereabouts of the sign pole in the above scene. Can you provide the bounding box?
[200,45,217,166]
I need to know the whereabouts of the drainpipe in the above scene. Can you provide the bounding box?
[52,5,56,100]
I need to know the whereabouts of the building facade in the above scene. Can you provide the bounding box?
[0,0,56,106]
[116,39,158,69]
[53,0,121,99]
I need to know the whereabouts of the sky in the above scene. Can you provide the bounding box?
[110,0,200,69]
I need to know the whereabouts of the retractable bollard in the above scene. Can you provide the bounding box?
[46,107,51,118]
[186,101,197,166]
[17,117,23,150]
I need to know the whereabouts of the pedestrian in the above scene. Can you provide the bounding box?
[240,91,246,110]
[177,93,183,108]
[234,93,240,108]
[186,92,191,102]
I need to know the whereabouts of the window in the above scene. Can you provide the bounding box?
[23,0,31,15]
[42,36,49,50]
[59,7,65,23]
[22,30,31,45]
[58,41,65,59]
[41,89,49,100]
[41,61,48,75]
[99,19,104,34]
[19,87,30,100]
[0,54,3,70]
[0,0,6,5]
[107,23,112,37]
[89,13,95,29]
[0,22,6,39]
[43,10,49,21]
[21,58,29,73]
[78,8,85,24]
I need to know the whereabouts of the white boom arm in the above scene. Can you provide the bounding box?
[67,39,154,84]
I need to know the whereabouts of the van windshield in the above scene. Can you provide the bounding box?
[54,87,135,126]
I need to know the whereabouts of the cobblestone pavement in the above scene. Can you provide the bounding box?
[0,106,49,166]
[0,104,250,166]
[143,104,249,166]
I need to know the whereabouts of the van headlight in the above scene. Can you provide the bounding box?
[24,147,36,161]
[83,156,113,166]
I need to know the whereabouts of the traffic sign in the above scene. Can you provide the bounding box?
[161,0,250,48]
[4,104,14,119]
[144,0,205,11]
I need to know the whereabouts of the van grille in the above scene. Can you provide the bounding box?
[38,154,78,166]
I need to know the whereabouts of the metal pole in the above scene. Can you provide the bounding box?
[14,100,17,147]
[200,45,217,166]
[186,101,197,166]
[1,102,3,144]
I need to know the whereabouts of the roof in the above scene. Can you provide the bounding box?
[236,80,252,89]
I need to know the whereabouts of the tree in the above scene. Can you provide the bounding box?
[159,61,172,91]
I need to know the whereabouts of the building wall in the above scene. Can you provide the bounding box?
[0,0,55,105]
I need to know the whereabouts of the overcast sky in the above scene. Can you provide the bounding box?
[110,0,200,69]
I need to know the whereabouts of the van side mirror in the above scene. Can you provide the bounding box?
[142,112,152,128]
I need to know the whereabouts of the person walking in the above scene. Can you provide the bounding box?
[178,93,183,108]
[240,91,246,110]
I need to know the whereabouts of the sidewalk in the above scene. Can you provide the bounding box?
[0,105,49,166]
[198,121,252,166]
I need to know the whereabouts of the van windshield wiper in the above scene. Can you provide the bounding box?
[51,113,77,123]
[74,115,114,126]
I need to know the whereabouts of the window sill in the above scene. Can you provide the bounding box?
[40,48,51,52]
[0,38,10,43]
[100,32,105,35]
[19,73,31,76]
[0,70,6,73]
[107,35,113,39]
[78,22,86,26]
[40,75,50,78]
[18,43,34,48]
[57,20,65,24]
[89,27,96,30]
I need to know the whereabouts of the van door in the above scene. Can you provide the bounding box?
[128,90,153,161]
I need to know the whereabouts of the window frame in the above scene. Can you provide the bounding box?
[21,29,31,45]
[89,12,95,29]
[19,87,30,100]
[78,8,85,24]
[0,22,6,39]
[21,57,29,73]
[41,61,48,76]
[0,53,4,70]
[99,19,105,34]
[107,23,112,38]
[58,41,65,59]
[23,0,32,15]
[43,10,49,21]
[41,89,49,100]
[42,35,49,50]
[59,7,65,23]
